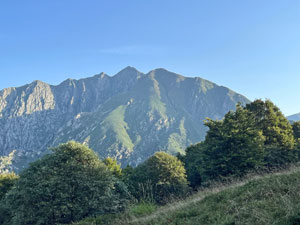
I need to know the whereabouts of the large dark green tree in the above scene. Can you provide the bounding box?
[2,141,130,225]
[181,142,205,188]
[183,100,298,187]
[246,100,297,166]
[292,121,300,158]
[246,99,295,149]
[292,121,300,143]
[201,105,265,181]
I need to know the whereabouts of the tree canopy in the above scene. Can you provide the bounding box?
[246,99,294,149]
[2,141,130,225]
[103,157,122,177]
[0,173,18,200]
[183,100,298,187]
[292,121,300,144]
[141,152,187,185]
[202,104,265,181]
[126,152,189,203]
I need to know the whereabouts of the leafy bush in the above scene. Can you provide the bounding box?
[0,173,19,225]
[0,173,18,200]
[2,141,130,225]
[103,157,122,177]
[264,146,299,168]
[126,152,190,204]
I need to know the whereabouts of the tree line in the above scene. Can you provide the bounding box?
[182,99,300,187]
[0,99,300,225]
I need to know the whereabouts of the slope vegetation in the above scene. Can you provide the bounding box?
[74,166,300,225]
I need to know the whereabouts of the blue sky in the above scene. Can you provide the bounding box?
[0,0,300,116]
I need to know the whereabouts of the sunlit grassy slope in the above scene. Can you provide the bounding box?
[73,165,300,225]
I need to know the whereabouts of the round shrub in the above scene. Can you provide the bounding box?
[3,141,130,225]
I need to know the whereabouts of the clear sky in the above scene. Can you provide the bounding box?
[0,0,300,116]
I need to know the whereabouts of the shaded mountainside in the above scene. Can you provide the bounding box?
[288,113,300,122]
[0,67,250,171]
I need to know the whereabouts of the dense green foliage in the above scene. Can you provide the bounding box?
[245,100,297,166]
[180,143,205,187]
[246,100,295,149]
[0,173,19,225]
[104,157,122,177]
[3,99,300,225]
[139,152,187,185]
[0,173,18,200]
[183,100,299,187]
[293,121,300,139]
[125,152,189,203]
[202,104,265,180]
[292,121,300,149]
[1,142,130,225]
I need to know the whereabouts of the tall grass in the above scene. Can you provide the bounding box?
[73,164,300,225]
[130,164,300,225]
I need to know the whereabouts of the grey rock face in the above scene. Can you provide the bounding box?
[0,67,250,171]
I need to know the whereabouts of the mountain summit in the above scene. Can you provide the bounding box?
[0,67,250,171]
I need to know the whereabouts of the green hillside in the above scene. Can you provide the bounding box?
[74,166,300,225]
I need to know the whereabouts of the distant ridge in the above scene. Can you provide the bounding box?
[0,67,250,171]
[288,113,300,122]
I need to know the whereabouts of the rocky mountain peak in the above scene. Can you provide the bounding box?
[0,67,250,172]
[114,66,143,79]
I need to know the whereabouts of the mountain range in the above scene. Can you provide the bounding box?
[0,67,250,171]
[287,113,300,122]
